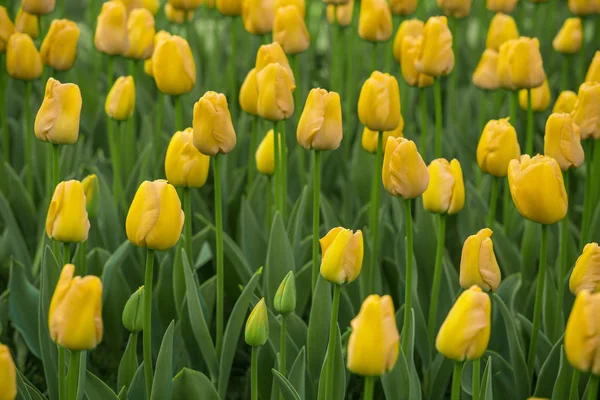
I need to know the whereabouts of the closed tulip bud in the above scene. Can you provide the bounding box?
[565,290,600,374]
[22,0,55,15]
[153,35,196,96]
[239,68,259,115]
[358,71,401,131]
[400,36,434,88]
[519,78,550,111]
[436,285,491,361]
[125,8,155,60]
[276,0,305,15]
[415,16,454,77]
[165,128,211,187]
[423,158,465,215]
[390,0,418,15]
[392,19,424,63]
[473,49,500,90]
[273,6,310,54]
[165,3,194,23]
[486,13,518,51]
[274,271,296,315]
[255,42,295,84]
[126,180,184,251]
[242,0,275,35]
[362,123,403,154]
[15,8,38,39]
[571,82,600,140]
[297,88,342,151]
[257,62,296,121]
[144,0,160,14]
[502,37,545,90]
[40,19,80,71]
[437,0,472,18]
[192,92,237,155]
[459,228,501,292]
[35,78,82,145]
[105,76,135,121]
[358,0,393,42]
[320,227,364,284]
[217,0,242,15]
[477,118,520,177]
[6,33,42,81]
[46,180,91,243]
[497,39,516,90]
[0,344,16,400]
[486,0,517,13]
[245,298,269,347]
[0,7,15,53]
[586,51,600,83]
[553,90,578,114]
[327,0,354,26]
[382,137,429,199]
[568,0,599,16]
[122,286,145,332]
[347,295,400,376]
[256,129,277,175]
[169,0,203,10]
[544,113,584,171]
[570,243,600,294]
[95,1,128,56]
[143,30,171,77]
[553,18,582,54]
[81,174,99,218]
[508,155,568,225]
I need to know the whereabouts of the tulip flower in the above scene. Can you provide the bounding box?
[240,68,259,115]
[34,78,82,145]
[362,124,403,153]
[82,174,99,218]
[274,271,296,315]
[142,30,171,78]
[498,37,545,90]
[122,286,145,333]
[565,291,600,374]
[273,5,310,55]
[415,16,454,77]
[165,3,194,23]
[486,13,518,51]
[169,0,203,9]
[473,49,500,90]
[569,243,600,294]
[553,18,582,54]
[242,0,275,35]
[0,7,15,53]
[46,180,91,243]
[437,0,472,18]
[568,0,599,16]
[497,39,517,90]
[276,0,305,15]
[22,0,55,15]
[296,88,342,151]
[152,35,196,96]
[571,82,600,140]
[392,18,424,63]
[143,0,160,13]
[125,8,155,60]
[105,76,136,121]
[519,78,550,111]
[358,71,401,132]
[116,0,143,11]
[544,113,584,171]
[382,137,429,199]
[327,0,354,26]
[390,0,417,15]
[553,90,578,114]
[358,0,393,42]
[400,36,434,88]
[0,344,16,400]
[40,19,80,71]
[95,1,129,56]
[423,158,465,215]
[256,129,277,175]
[459,228,502,292]
[586,51,600,83]
[165,128,211,187]
[486,0,517,13]
[6,33,42,81]
[192,91,237,155]
[15,8,38,39]
[49,264,103,350]
[347,295,400,376]
[217,0,242,15]
[319,227,364,284]
[245,298,269,347]
[477,118,521,178]
[256,62,296,121]
[255,42,295,84]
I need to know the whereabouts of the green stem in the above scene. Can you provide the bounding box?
[273,121,281,215]
[331,9,339,91]
[280,315,287,379]
[363,376,375,400]
[175,96,183,131]
[509,91,517,127]
[503,178,510,233]
[325,284,341,400]
[434,78,442,159]
[451,362,464,400]
[312,150,321,293]
[214,154,224,357]
[229,17,237,114]
[581,140,594,249]
[479,89,487,133]
[154,92,163,164]
[107,56,115,90]
[58,346,66,400]
[372,42,377,72]
[267,176,273,234]
[368,133,384,295]
[569,369,580,400]
[488,177,500,228]
[107,118,122,206]
[251,346,259,400]
[184,187,192,264]
[1,55,8,162]
[280,122,287,221]
[53,144,60,190]
[25,81,33,199]
[561,55,570,91]
[66,351,81,400]
[63,242,69,265]
[78,240,87,276]
[587,374,599,400]
[526,88,533,155]
[143,249,155,400]
[472,358,480,400]
[419,88,428,157]
[247,116,257,191]
[427,214,446,351]
[555,171,570,340]
[402,198,413,352]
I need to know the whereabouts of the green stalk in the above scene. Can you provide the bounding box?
[363,376,375,400]
[587,374,599,400]
[175,96,183,131]
[487,177,500,228]
[214,154,224,356]
[78,240,87,276]
[281,122,288,221]
[25,81,33,199]
[107,56,115,89]
[107,118,122,207]
[561,55,570,91]
[451,362,464,400]
[247,116,258,191]
[66,351,81,400]
[331,8,338,90]
[154,92,163,164]
[402,198,413,352]
[1,54,8,161]
[555,171,570,340]
[325,284,341,400]
[569,369,580,400]
[251,346,259,400]
[368,133,384,295]
[184,187,192,264]
[434,78,442,158]
[267,176,273,234]
[53,144,60,190]
[63,242,70,265]
[312,151,322,293]
[419,88,428,157]
[229,17,238,114]
[509,91,517,126]
[427,214,446,350]
[280,315,287,379]
[526,88,533,155]
[503,179,510,233]
[273,121,281,215]
[581,140,594,249]
[58,346,66,400]
[372,42,378,72]
[472,358,480,400]
[478,89,487,133]
[143,249,155,400]
[526,223,548,382]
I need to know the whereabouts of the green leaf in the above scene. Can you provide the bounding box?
[9,259,40,358]
[0,191,31,267]
[551,347,573,400]
[381,338,411,400]
[272,369,302,400]
[516,313,552,374]
[427,354,453,400]
[307,275,332,383]
[287,187,308,262]
[265,212,295,309]
[117,333,139,392]
[151,320,175,400]
[480,357,493,400]
[172,240,186,317]
[316,322,346,400]
[173,368,220,400]
[239,197,267,271]
[534,334,564,398]
[100,240,131,302]
[16,369,33,400]
[86,371,119,400]
[127,362,147,400]
[288,347,306,399]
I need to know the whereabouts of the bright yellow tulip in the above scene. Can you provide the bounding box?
[125,8,155,60]
[569,243,600,294]
[81,174,99,218]
[6,33,42,81]
[255,42,295,84]
[35,78,82,145]
[95,1,129,56]
[256,129,277,175]
[326,0,354,26]
[46,180,90,243]
[273,5,310,55]
[296,88,343,151]
[415,16,454,77]
[105,76,136,121]
[437,0,472,18]
[239,68,259,115]
[586,51,600,83]
[565,290,600,374]
[498,37,545,90]
[192,91,237,155]
[242,0,275,35]
[320,227,364,284]
[392,19,424,63]
[571,82,600,140]
[256,62,296,121]
[553,18,582,54]
[165,128,211,187]
[382,137,429,199]
[459,228,502,292]
[486,0,517,13]
[0,7,15,53]
[422,158,465,215]
[486,12,518,51]
[553,90,578,114]
[358,71,401,132]
[15,7,38,39]
[362,123,404,154]
[40,19,80,71]
[473,49,500,90]
[544,113,584,171]
[519,78,550,111]
[477,118,520,177]
[144,0,160,13]
[358,0,393,42]
[143,30,172,78]
[152,35,196,96]
[400,36,434,88]
[0,344,16,400]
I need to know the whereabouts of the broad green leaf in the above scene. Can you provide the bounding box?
[117,333,139,392]
[76,351,87,400]
[172,368,219,400]
[264,212,295,309]
[151,320,175,400]
[307,276,332,384]
[381,338,411,400]
[516,313,552,374]
[9,259,40,358]
[16,369,33,400]
[427,354,453,400]
[288,347,306,399]
[480,357,493,400]
[551,347,573,400]
[0,191,31,267]
[172,240,186,317]
[239,198,267,272]
[127,362,147,400]
[534,334,565,398]
[100,240,131,302]
[287,186,308,262]
[86,371,119,400]
[317,323,345,400]
[272,369,302,400]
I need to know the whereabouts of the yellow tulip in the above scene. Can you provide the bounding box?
[242,0,275,36]
[564,290,600,374]
[296,88,342,151]
[415,16,454,77]
[40,19,80,71]
[126,180,184,251]
[347,295,400,376]
[320,227,364,284]
[49,264,103,350]
[571,82,600,140]
[125,8,155,60]
[0,344,16,400]
[143,30,172,78]
[486,0,517,13]
[95,1,128,56]
[392,18,424,63]
[553,18,582,54]
[400,36,434,88]
[46,180,90,243]
[81,174,99,218]
[486,12,518,51]
[0,7,15,53]
[256,129,277,175]
[105,76,136,121]
[22,0,55,15]
[193,91,237,155]
[473,49,500,90]
[165,128,211,187]
[436,285,491,361]
[422,158,465,215]
[508,154,568,225]
[362,123,404,154]
[15,8,38,39]
[273,5,310,55]
[390,0,417,15]
[519,78,550,111]
[326,0,354,26]
[553,90,578,114]
[544,113,584,171]
[239,68,259,115]
[245,298,269,347]
[255,42,295,84]
[586,51,600,83]
[569,243,600,294]
[165,3,195,23]
[568,0,599,16]
[499,37,545,90]
[34,78,82,145]
[358,0,393,42]
[6,33,42,81]
[116,0,143,12]
[256,62,296,121]
[169,0,203,10]
[153,35,196,96]
[144,0,160,14]
[496,39,516,90]
[217,0,243,15]
[358,71,401,132]
[382,137,429,199]
[459,228,502,292]
[477,118,521,177]
[437,0,472,18]
[275,0,305,15]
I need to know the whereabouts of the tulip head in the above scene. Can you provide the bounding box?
[34,78,82,145]
[486,12,518,51]
[565,291,600,375]
[473,49,500,90]
[0,7,15,53]
[242,0,275,35]
[382,137,429,199]
[46,180,91,243]
[392,18,424,63]
[275,0,305,15]
[105,76,136,121]
[143,30,172,77]
[256,62,296,121]
[144,0,160,13]
[476,118,521,177]
[126,180,185,251]
[168,0,204,9]
[274,271,296,315]
[499,37,545,90]
[122,286,145,332]
[95,1,129,56]
[255,42,294,82]
[16,8,39,39]
[358,71,401,131]
[165,128,211,187]
[459,228,502,292]
[239,68,259,115]
[586,51,600,83]
[49,264,103,350]
[256,129,277,175]
[437,0,473,18]
[273,5,310,55]
[320,227,364,284]
[165,3,195,23]
[153,35,196,95]
[553,17,582,54]
[125,8,155,60]
[358,0,393,42]
[192,91,237,155]
[347,295,400,376]
[518,78,550,112]
[217,0,243,16]
[415,16,454,77]
[486,0,517,13]
[245,298,269,347]
[40,19,80,71]
[544,113,584,171]
[422,158,465,215]
[6,33,42,81]
[297,88,343,151]
[362,123,403,154]
[553,90,578,114]
[570,243,600,295]
[571,82,600,140]
[22,0,55,15]
[0,344,16,400]
[568,0,599,16]
[400,36,434,88]
[326,0,354,26]
[390,0,418,15]
[81,174,99,218]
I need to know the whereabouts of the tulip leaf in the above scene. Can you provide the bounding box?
[265,212,295,309]
[551,347,573,400]
[316,323,346,400]
[288,347,306,399]
[0,191,31,267]
[85,371,119,400]
[117,333,139,392]
[127,362,147,400]
[307,275,332,384]
[534,334,565,398]
[16,370,45,400]
[381,337,411,400]
[287,186,308,262]
[480,357,493,400]
[9,259,40,358]
[172,368,219,400]
[239,198,267,272]
[151,320,175,400]
[427,354,453,400]
[516,313,552,374]
[0,161,36,246]
[100,240,131,302]
[172,240,186,317]
[272,369,302,400]
[16,369,33,400]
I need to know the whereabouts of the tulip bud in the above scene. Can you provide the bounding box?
[255,42,295,84]
[415,16,454,77]
[40,19,80,71]
[358,71,401,132]
[125,8,155,60]
[437,0,472,18]
[0,344,17,400]
[553,18,582,54]
[49,264,103,350]
[565,291,600,374]
[122,286,145,332]
[22,0,55,15]
[459,228,501,292]
[143,30,171,78]
[477,118,520,178]
[486,0,517,13]
[257,62,296,121]
[499,37,545,90]
[586,51,600,83]
[245,298,269,347]
[273,6,310,55]
[95,1,129,56]
[274,271,296,315]
[46,180,91,243]
[382,137,429,199]
[390,0,417,15]
[519,78,550,112]
[553,90,578,114]
[6,33,42,81]
[81,174,99,218]
[192,92,237,155]
[473,49,500,90]
[496,39,516,90]
[568,0,599,16]
[358,0,393,42]
[256,129,277,175]
[126,180,185,251]
[15,8,39,39]
[571,82,600,140]
[392,18,424,63]
[165,128,211,187]
[423,158,465,215]
[144,0,160,13]
[242,0,275,36]
[436,285,491,361]
[106,76,136,121]
[347,295,400,376]
[165,3,195,23]
[569,243,600,295]
[362,123,403,154]
[153,35,196,96]
[297,88,343,151]
[544,113,584,171]
[327,0,354,25]
[169,0,203,9]
[508,155,568,225]
[486,12,518,51]
[239,68,259,116]
[320,227,364,284]
[400,36,434,88]
[0,7,15,53]
[34,78,82,145]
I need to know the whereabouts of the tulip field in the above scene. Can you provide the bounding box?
[2,0,600,398]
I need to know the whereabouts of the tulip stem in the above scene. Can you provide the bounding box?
[229,17,237,115]
[25,81,33,200]
[247,116,257,192]
[368,133,384,295]
[561,55,570,91]
[509,91,517,127]
[555,171,570,340]
[66,351,81,400]
[63,242,69,265]
[526,88,533,155]
[281,122,288,221]
[107,119,123,208]
[502,179,510,234]
[427,214,446,353]
[312,150,321,293]
[184,188,192,265]
[53,144,60,190]
[214,154,224,357]
[569,369,580,400]
[451,362,464,400]
[372,42,377,72]
[363,376,375,400]
[419,88,428,157]
[143,249,155,400]
[154,92,163,165]
[251,346,259,400]
[1,54,7,162]
[527,223,548,382]
[472,358,480,400]
[587,374,599,400]
[402,198,413,353]
[58,346,66,400]
[280,314,287,380]
[434,78,442,159]
[581,140,594,249]
[78,240,87,276]
[325,284,341,400]
[487,177,500,228]
[273,121,281,216]
[175,96,183,131]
